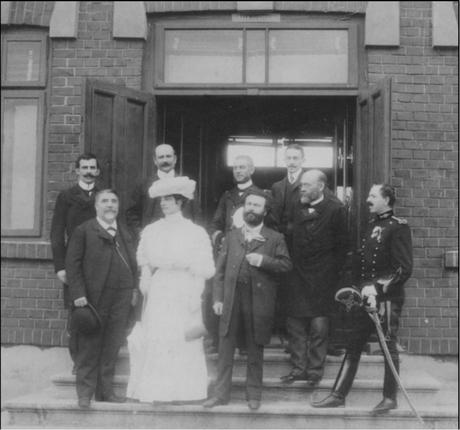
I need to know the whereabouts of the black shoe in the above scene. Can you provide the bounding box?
[305,374,322,387]
[312,392,345,408]
[104,394,126,403]
[248,399,260,411]
[202,397,228,408]
[78,397,91,409]
[280,371,308,384]
[72,364,77,375]
[372,397,397,414]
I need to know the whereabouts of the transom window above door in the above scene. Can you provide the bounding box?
[155,23,358,88]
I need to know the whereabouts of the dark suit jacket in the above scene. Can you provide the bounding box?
[125,172,202,233]
[271,175,303,241]
[213,226,292,345]
[50,184,99,273]
[287,195,349,317]
[65,218,138,308]
[210,184,263,235]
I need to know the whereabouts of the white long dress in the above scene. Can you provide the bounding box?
[126,212,215,402]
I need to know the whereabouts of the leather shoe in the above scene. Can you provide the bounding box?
[103,394,126,403]
[311,392,345,408]
[372,397,397,414]
[78,397,91,409]
[248,399,260,411]
[305,374,322,387]
[280,371,308,384]
[202,397,228,408]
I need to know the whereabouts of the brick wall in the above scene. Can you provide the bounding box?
[367,1,458,354]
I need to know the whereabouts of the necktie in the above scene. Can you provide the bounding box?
[289,174,295,184]
[107,226,117,237]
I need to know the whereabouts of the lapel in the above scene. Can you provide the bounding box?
[117,224,137,274]
[91,218,115,242]
[69,184,96,205]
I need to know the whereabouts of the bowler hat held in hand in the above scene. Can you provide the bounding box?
[71,303,102,334]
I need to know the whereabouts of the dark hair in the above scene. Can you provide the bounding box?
[95,188,119,202]
[375,183,396,207]
[75,153,99,169]
[244,189,272,211]
[286,143,304,157]
[172,194,188,208]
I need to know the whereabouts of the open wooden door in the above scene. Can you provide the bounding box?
[84,79,155,219]
[354,78,392,245]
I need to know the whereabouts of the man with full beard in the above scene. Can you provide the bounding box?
[281,169,348,386]
[203,191,292,411]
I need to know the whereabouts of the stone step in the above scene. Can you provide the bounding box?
[51,373,441,408]
[115,348,384,379]
[4,390,458,429]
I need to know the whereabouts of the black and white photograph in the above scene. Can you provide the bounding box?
[1,1,458,429]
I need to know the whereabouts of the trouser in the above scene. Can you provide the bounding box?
[75,288,132,400]
[63,283,78,365]
[286,315,329,378]
[334,302,401,401]
[213,282,264,401]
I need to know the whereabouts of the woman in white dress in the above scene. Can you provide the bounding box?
[126,176,215,403]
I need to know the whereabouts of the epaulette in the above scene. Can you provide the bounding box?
[391,216,408,224]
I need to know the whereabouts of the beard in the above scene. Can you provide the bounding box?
[243,210,264,226]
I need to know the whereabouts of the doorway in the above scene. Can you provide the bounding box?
[157,96,355,226]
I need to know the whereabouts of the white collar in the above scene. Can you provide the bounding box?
[164,211,184,222]
[243,221,263,235]
[310,194,324,206]
[78,180,95,191]
[96,217,117,231]
[237,179,253,191]
[287,169,302,183]
[157,169,175,179]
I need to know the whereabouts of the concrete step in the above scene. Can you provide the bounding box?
[50,372,441,409]
[115,348,384,379]
[4,390,458,429]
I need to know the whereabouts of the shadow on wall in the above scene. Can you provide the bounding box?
[1,345,72,407]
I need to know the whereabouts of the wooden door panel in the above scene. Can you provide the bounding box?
[85,80,155,219]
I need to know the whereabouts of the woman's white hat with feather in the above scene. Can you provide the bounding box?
[148,176,196,200]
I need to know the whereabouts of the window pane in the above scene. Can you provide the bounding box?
[276,145,334,168]
[227,144,275,167]
[269,30,348,84]
[165,30,243,83]
[1,98,39,230]
[246,30,265,83]
[6,41,42,82]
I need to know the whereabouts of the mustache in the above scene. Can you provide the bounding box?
[160,162,171,167]
[83,173,97,178]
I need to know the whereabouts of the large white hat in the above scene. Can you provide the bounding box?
[148,176,196,200]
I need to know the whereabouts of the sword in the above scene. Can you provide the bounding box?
[335,286,426,427]
[367,309,425,426]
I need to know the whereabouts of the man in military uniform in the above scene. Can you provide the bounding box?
[312,183,413,414]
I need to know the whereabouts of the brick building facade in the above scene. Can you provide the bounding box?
[1,1,458,354]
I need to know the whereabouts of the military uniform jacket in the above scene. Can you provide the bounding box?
[65,218,138,308]
[125,172,202,232]
[287,195,349,317]
[213,226,292,345]
[210,184,263,235]
[50,184,99,273]
[353,210,413,305]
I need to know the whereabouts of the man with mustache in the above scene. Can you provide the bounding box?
[50,153,101,368]
[203,191,292,411]
[313,184,413,414]
[126,143,202,233]
[281,169,348,386]
[66,189,138,409]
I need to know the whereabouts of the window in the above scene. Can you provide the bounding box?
[157,23,357,87]
[1,30,47,236]
[226,137,334,169]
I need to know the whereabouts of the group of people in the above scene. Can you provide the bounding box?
[50,143,413,415]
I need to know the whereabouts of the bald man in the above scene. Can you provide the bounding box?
[281,169,348,385]
[126,144,202,232]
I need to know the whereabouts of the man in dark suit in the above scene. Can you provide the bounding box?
[281,170,348,386]
[126,143,202,233]
[66,189,138,409]
[50,153,101,366]
[203,191,292,411]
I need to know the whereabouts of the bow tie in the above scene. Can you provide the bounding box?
[107,226,117,237]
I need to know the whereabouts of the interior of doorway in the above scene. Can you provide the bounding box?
[157,96,355,225]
